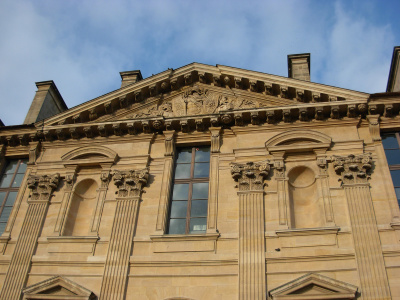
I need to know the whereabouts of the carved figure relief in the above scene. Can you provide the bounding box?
[124,85,268,120]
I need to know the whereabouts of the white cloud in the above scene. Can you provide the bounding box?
[0,0,397,125]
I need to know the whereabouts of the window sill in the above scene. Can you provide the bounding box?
[150,232,219,242]
[275,227,340,237]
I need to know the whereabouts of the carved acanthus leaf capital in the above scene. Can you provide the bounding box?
[231,161,271,191]
[28,174,60,201]
[332,153,373,184]
[113,168,149,197]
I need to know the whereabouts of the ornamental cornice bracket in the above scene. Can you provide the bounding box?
[332,153,373,185]
[28,173,60,201]
[164,131,176,157]
[112,168,149,198]
[230,161,271,191]
[366,115,381,141]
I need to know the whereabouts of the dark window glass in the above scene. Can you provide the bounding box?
[0,159,28,235]
[167,146,210,234]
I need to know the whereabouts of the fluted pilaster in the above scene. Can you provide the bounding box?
[334,154,391,299]
[0,174,60,300]
[99,168,148,300]
[231,161,270,300]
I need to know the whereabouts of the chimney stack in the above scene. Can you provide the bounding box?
[24,81,67,124]
[120,70,143,88]
[288,53,310,81]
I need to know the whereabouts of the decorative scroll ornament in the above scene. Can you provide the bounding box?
[231,161,271,191]
[113,168,149,197]
[100,171,111,188]
[332,154,373,184]
[28,174,60,201]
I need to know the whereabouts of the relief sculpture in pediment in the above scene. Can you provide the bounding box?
[123,85,268,120]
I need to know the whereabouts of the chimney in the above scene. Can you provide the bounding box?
[387,46,400,92]
[288,53,310,81]
[120,70,143,88]
[24,81,67,124]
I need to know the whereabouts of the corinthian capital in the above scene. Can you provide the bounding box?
[113,168,149,197]
[230,161,271,191]
[332,153,373,184]
[28,174,60,201]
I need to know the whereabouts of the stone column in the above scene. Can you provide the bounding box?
[99,168,148,300]
[0,174,60,300]
[231,161,270,300]
[333,154,391,299]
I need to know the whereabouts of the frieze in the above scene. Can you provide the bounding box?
[113,168,149,197]
[333,153,373,184]
[231,161,271,191]
[28,174,60,201]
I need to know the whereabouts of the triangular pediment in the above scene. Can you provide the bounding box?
[269,273,357,300]
[23,276,96,300]
[40,62,369,127]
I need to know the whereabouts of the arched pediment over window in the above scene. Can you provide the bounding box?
[265,129,332,154]
[61,145,118,166]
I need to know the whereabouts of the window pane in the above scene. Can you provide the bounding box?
[192,183,209,199]
[194,162,209,178]
[11,174,25,187]
[17,160,27,173]
[385,149,400,165]
[0,174,12,188]
[0,192,6,204]
[0,223,6,235]
[172,184,189,200]
[5,192,18,206]
[175,164,191,179]
[168,219,186,234]
[170,201,188,218]
[395,188,400,200]
[382,134,399,149]
[390,170,400,186]
[3,161,18,174]
[195,147,210,162]
[191,200,208,217]
[0,206,12,220]
[189,218,207,233]
[176,148,192,163]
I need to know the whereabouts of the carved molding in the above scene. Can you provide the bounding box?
[367,114,381,141]
[164,131,176,157]
[113,169,149,197]
[231,161,271,192]
[27,174,60,201]
[210,127,221,153]
[333,153,373,184]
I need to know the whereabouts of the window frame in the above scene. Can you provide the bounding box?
[382,132,400,206]
[167,146,210,235]
[0,158,28,234]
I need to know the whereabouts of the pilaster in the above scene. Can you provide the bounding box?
[208,127,221,233]
[231,161,270,300]
[0,174,60,300]
[99,168,148,299]
[333,154,391,299]
[155,131,175,234]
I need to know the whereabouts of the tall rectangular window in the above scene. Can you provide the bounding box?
[382,133,400,206]
[0,159,27,234]
[167,146,210,234]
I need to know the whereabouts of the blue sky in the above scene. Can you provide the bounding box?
[0,0,399,125]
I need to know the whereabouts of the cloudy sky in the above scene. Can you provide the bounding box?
[0,0,399,125]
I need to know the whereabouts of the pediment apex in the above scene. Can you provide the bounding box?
[23,276,96,299]
[269,273,357,300]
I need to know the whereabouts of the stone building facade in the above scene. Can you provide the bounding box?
[0,49,400,299]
